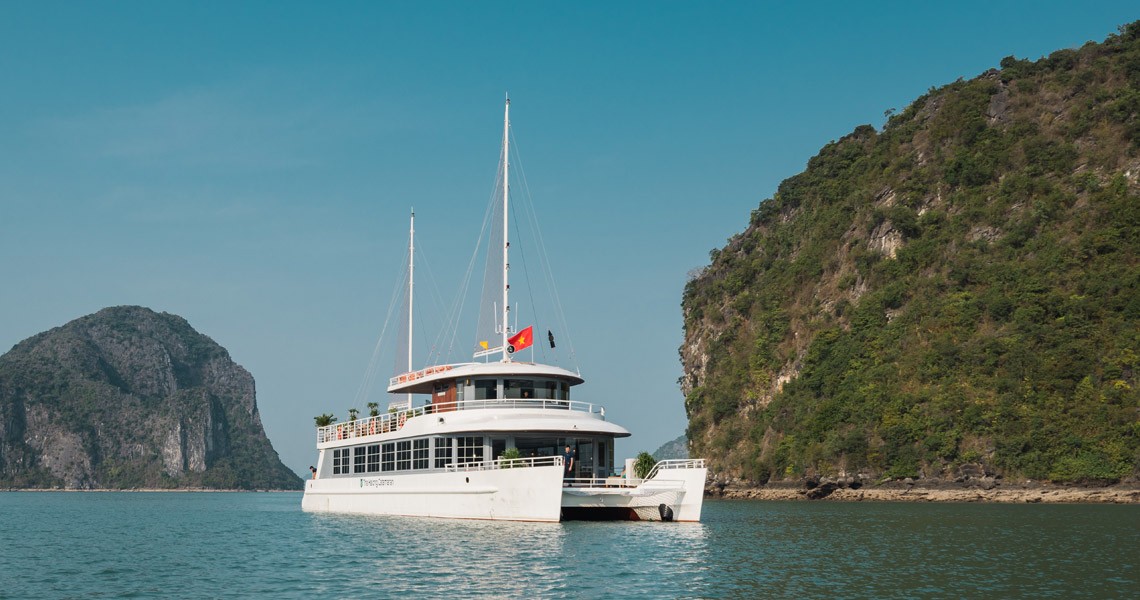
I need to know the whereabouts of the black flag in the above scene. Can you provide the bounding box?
[548,330,556,348]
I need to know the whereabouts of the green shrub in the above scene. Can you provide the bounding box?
[634,451,658,479]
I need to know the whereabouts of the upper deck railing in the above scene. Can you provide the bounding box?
[388,364,464,387]
[316,398,605,444]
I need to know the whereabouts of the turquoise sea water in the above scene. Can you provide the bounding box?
[0,493,1137,599]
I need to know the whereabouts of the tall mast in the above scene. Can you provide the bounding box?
[501,96,511,362]
[407,208,414,406]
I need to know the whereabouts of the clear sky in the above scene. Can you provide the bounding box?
[1,2,1135,477]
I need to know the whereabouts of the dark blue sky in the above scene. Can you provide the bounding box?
[1,2,1135,474]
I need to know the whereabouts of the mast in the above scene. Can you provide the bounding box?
[407,208,414,406]
[501,96,511,362]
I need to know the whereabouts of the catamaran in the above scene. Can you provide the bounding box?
[300,99,706,522]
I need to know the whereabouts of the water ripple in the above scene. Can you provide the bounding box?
[0,493,1136,598]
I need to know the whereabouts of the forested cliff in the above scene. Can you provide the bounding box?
[681,23,1140,485]
[0,306,301,489]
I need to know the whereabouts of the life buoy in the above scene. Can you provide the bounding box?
[398,413,407,429]
[368,421,376,435]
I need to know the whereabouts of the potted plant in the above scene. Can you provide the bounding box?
[499,448,522,469]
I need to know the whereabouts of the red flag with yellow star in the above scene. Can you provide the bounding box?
[507,326,533,353]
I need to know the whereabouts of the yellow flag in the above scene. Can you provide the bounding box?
[479,340,488,349]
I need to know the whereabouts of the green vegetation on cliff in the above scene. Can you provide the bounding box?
[681,23,1140,484]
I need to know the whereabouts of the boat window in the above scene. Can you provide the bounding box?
[543,381,558,400]
[514,437,559,458]
[333,448,351,475]
[367,444,381,473]
[353,446,367,474]
[382,443,395,472]
[434,437,452,468]
[457,436,484,465]
[396,440,412,471]
[561,382,570,401]
[474,380,497,400]
[504,379,536,400]
[413,439,430,469]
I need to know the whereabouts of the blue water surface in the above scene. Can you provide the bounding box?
[0,493,1136,599]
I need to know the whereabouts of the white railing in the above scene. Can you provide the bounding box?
[563,459,707,488]
[316,399,605,444]
[445,455,563,472]
[388,364,464,387]
[644,459,706,481]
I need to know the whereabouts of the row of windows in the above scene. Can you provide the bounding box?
[332,436,616,477]
[467,379,571,401]
[332,437,483,475]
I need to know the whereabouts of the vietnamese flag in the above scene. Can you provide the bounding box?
[507,326,534,353]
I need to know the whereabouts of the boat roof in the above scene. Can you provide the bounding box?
[387,361,585,394]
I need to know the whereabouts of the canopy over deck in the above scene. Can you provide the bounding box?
[387,361,584,395]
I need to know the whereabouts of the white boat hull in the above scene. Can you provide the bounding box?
[301,464,565,522]
[301,463,707,522]
[561,467,707,522]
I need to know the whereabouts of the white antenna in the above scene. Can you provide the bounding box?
[501,95,512,362]
[407,208,415,407]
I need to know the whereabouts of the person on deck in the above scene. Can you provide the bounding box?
[562,445,575,486]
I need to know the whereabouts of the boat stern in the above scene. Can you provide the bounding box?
[560,459,707,522]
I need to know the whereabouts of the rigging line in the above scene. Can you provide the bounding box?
[509,187,548,364]
[440,235,480,362]
[393,257,411,374]
[470,154,507,346]
[352,247,409,410]
[441,164,501,361]
[444,191,495,362]
[506,131,547,364]
[433,245,471,364]
[511,128,576,369]
[415,243,449,364]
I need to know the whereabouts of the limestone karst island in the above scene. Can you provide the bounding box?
[0,306,301,490]
[682,23,1139,501]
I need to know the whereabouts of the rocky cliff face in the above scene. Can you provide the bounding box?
[0,306,302,489]
[681,24,1139,485]
[652,435,690,461]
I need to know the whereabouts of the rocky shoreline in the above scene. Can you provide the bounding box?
[708,478,1140,504]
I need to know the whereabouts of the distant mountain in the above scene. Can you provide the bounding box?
[681,23,1139,484]
[652,435,690,461]
[0,306,302,490]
